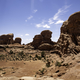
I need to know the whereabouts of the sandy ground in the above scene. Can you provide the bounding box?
[0,60,45,77]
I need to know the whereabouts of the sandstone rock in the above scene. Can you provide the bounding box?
[54,11,80,55]
[31,35,43,49]
[38,43,53,50]
[14,37,22,44]
[24,44,34,49]
[41,30,52,39]
[31,30,55,49]
[0,33,14,44]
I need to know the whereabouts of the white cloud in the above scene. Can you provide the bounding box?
[48,18,54,24]
[55,20,64,24]
[53,5,71,21]
[43,24,50,28]
[36,23,50,28]
[36,19,50,28]
[53,9,62,20]
[25,34,29,36]
[33,9,37,13]
[36,24,42,28]
[28,16,33,20]
[25,20,27,22]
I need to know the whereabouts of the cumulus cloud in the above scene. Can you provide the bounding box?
[48,18,54,24]
[43,24,50,28]
[25,34,29,36]
[33,9,37,13]
[36,24,50,28]
[36,19,50,28]
[28,16,33,20]
[36,5,71,28]
[36,24,42,28]
[55,20,64,24]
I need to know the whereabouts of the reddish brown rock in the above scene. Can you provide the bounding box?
[31,35,43,49]
[54,11,80,55]
[31,30,55,49]
[14,37,22,44]
[0,33,14,44]
[38,43,53,50]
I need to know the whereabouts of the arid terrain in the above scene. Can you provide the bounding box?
[0,12,80,80]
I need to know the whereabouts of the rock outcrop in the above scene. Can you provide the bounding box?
[54,11,80,55]
[0,34,22,45]
[31,30,55,50]
[14,37,22,44]
[0,33,14,44]
[38,43,53,50]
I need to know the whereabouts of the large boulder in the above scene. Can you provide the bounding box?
[14,37,22,44]
[41,30,52,38]
[55,11,80,55]
[31,30,55,49]
[38,43,53,50]
[41,30,52,44]
[31,35,43,49]
[0,33,14,44]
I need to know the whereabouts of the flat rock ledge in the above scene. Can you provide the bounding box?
[0,76,64,80]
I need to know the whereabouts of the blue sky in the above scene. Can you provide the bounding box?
[0,0,80,44]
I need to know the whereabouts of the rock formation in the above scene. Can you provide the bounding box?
[38,43,53,50]
[31,30,55,50]
[54,11,80,55]
[0,34,22,45]
[0,33,14,44]
[14,37,22,44]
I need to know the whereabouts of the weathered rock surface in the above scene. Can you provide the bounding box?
[38,43,53,50]
[31,35,43,49]
[31,30,55,50]
[0,76,64,80]
[0,33,14,44]
[14,37,22,44]
[0,33,22,45]
[54,11,80,55]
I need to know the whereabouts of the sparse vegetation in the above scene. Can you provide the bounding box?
[46,60,50,67]
[35,75,36,77]
[2,72,6,74]
[55,61,62,67]
[9,50,14,54]
[0,54,5,60]
[41,51,45,57]
[18,51,24,56]
[3,47,6,51]
[35,54,41,60]
[63,63,69,66]
[0,68,3,70]
[39,68,46,75]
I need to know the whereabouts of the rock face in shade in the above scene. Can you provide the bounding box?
[0,33,22,45]
[31,30,56,50]
[14,37,22,44]
[31,35,43,49]
[0,33,14,44]
[38,43,53,50]
[53,11,80,55]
